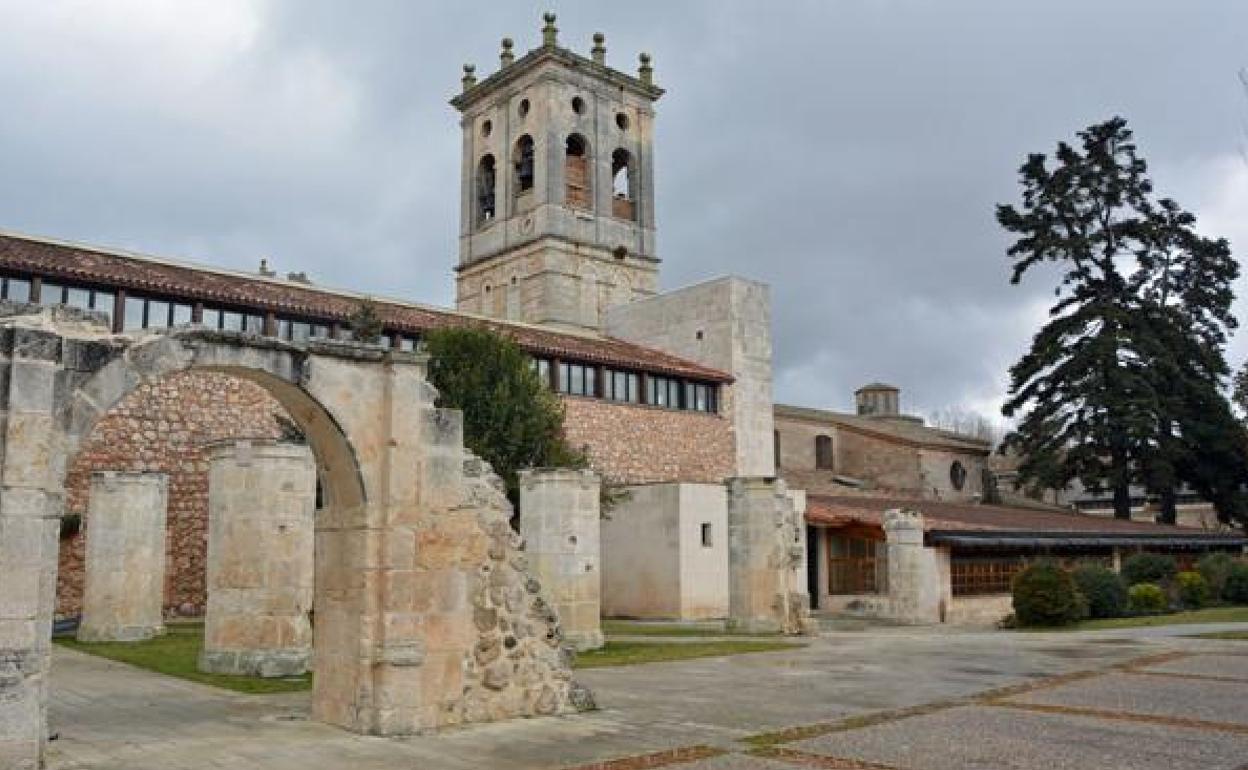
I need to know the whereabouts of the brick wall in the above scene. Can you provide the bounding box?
[57,371,285,617]
[561,396,734,485]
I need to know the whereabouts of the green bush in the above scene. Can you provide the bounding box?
[1176,571,1211,609]
[1224,563,1248,605]
[1197,553,1238,599]
[1012,563,1086,627]
[1071,565,1127,618]
[1126,583,1168,615]
[1121,553,1177,586]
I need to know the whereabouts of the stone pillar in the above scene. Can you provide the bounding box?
[0,328,63,769]
[725,477,812,634]
[200,440,316,677]
[518,469,603,651]
[883,508,944,624]
[77,471,169,642]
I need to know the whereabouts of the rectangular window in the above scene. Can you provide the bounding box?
[276,318,292,340]
[66,287,91,310]
[532,358,551,387]
[123,296,146,330]
[201,308,222,329]
[146,299,169,329]
[40,281,64,306]
[311,324,330,339]
[93,290,115,326]
[3,277,31,302]
[828,536,887,595]
[245,314,265,334]
[291,321,311,343]
[668,380,682,409]
[398,336,417,352]
[221,311,243,331]
[172,303,193,327]
[700,523,713,548]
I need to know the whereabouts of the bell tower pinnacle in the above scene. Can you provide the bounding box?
[450,13,663,331]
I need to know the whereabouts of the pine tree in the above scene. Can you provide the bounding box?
[998,118,1158,519]
[1000,117,1247,529]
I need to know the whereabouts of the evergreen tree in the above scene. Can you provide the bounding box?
[998,118,1158,518]
[998,117,1246,526]
[424,325,584,506]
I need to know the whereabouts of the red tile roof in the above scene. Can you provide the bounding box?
[0,231,730,382]
[806,494,1238,537]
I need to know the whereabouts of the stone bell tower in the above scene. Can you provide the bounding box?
[451,13,663,332]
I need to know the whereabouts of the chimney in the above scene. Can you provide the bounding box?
[855,382,900,417]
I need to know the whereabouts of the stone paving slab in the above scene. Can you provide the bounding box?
[790,704,1248,770]
[1005,671,1248,726]
[1138,653,1248,681]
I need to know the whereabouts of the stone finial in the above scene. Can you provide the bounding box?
[500,37,515,67]
[461,63,477,92]
[638,52,653,85]
[258,258,276,277]
[541,12,558,47]
[591,32,606,64]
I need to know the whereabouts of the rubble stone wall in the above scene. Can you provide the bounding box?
[561,396,734,485]
[57,371,286,617]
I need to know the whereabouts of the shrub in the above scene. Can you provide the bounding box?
[1121,553,1177,586]
[1198,553,1238,599]
[1071,565,1127,619]
[1126,583,1168,615]
[1176,571,1211,609]
[1224,563,1248,605]
[1012,563,1086,627]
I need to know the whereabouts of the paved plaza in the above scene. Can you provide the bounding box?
[45,624,1248,770]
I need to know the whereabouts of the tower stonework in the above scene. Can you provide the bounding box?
[451,14,662,331]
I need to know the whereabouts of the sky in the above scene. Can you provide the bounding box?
[2,1,1246,424]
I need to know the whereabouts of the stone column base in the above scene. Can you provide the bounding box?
[198,649,310,678]
[77,623,165,643]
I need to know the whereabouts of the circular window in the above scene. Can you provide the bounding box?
[571,96,585,115]
[950,461,967,491]
[518,98,530,118]
[481,119,492,138]
[615,112,629,130]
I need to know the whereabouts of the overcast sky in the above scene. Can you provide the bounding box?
[2,1,1246,422]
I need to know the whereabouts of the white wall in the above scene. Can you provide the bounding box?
[676,483,730,619]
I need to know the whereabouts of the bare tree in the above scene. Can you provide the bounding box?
[927,406,1006,447]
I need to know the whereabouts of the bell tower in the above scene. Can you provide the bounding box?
[451,13,663,332]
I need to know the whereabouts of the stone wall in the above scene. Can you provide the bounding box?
[58,371,285,617]
[606,276,775,477]
[561,396,734,485]
[601,482,730,621]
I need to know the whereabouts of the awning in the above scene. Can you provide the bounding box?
[928,529,1248,551]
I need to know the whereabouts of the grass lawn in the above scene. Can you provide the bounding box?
[57,622,802,689]
[602,620,780,638]
[1044,605,1248,632]
[574,640,802,668]
[1188,630,1248,640]
[54,622,311,694]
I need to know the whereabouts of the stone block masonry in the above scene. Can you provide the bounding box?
[77,471,169,642]
[726,477,812,634]
[200,440,316,677]
[519,469,603,651]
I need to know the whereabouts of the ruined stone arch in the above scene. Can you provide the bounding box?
[0,309,586,769]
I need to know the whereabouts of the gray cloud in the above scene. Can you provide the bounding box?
[1,0,1245,422]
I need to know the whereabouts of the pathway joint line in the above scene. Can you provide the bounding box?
[559,745,726,770]
[988,699,1248,735]
[749,746,904,769]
